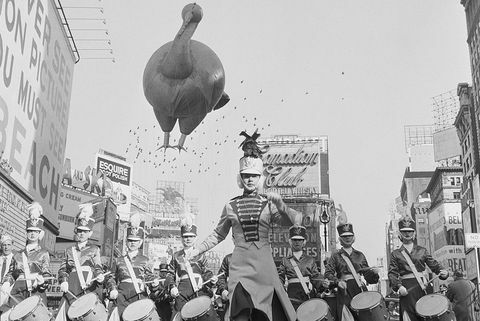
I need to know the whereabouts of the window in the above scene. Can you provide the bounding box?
[453,192,461,200]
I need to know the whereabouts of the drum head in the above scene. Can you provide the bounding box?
[122,299,155,321]
[350,291,383,311]
[10,296,41,320]
[181,296,211,320]
[415,294,449,317]
[68,293,97,318]
[296,299,329,321]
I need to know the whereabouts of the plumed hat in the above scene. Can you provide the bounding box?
[336,204,354,237]
[127,212,144,241]
[238,130,264,175]
[289,225,307,240]
[76,203,95,231]
[26,202,44,231]
[180,212,197,237]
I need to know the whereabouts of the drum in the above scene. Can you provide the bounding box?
[8,296,50,321]
[296,298,333,321]
[180,296,217,321]
[350,291,388,321]
[67,292,108,321]
[415,294,455,321]
[122,299,160,321]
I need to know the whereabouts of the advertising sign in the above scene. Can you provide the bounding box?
[429,202,464,251]
[258,136,327,197]
[95,153,132,219]
[434,245,466,272]
[132,182,150,212]
[0,0,75,228]
[465,233,480,248]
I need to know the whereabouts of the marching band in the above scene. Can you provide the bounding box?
[0,132,472,321]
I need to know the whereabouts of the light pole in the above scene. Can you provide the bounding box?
[319,201,330,253]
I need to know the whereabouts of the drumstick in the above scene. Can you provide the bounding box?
[205,272,225,284]
[4,292,20,305]
[87,271,112,286]
[67,290,78,300]
[406,274,441,293]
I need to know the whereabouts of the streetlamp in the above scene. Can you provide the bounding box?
[319,202,330,252]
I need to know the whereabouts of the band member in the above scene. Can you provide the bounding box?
[188,130,302,321]
[446,270,478,321]
[278,225,328,310]
[166,216,215,315]
[216,252,232,320]
[57,203,105,318]
[151,263,174,321]
[107,213,159,316]
[388,215,449,321]
[0,235,15,309]
[1,202,52,307]
[325,206,379,321]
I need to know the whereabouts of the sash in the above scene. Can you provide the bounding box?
[182,256,199,292]
[340,253,363,289]
[21,252,32,291]
[289,258,310,295]
[124,256,141,294]
[72,247,87,290]
[401,250,426,291]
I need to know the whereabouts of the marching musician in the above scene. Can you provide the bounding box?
[278,225,328,310]
[107,213,160,316]
[1,202,52,307]
[216,252,232,320]
[388,215,448,321]
[150,263,174,321]
[57,203,105,317]
[166,216,215,315]
[324,206,379,321]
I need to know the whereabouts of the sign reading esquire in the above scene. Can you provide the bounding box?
[0,0,75,230]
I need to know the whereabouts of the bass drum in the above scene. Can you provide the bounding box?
[122,299,160,321]
[296,298,333,321]
[350,291,388,321]
[181,296,217,321]
[8,296,50,321]
[67,292,108,321]
[415,294,455,321]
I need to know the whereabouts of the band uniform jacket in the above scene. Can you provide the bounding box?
[57,242,104,300]
[3,245,51,306]
[278,253,322,308]
[217,253,232,294]
[107,251,157,315]
[388,244,442,291]
[166,249,213,312]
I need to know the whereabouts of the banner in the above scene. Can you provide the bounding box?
[0,0,75,228]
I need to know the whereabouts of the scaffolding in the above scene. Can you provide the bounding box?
[404,125,434,153]
[432,89,461,133]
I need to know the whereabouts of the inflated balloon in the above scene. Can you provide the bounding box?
[143,3,229,151]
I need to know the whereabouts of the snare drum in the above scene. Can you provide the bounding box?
[350,291,388,321]
[122,299,160,321]
[181,296,217,321]
[8,296,50,321]
[67,292,108,321]
[296,298,333,321]
[415,294,455,321]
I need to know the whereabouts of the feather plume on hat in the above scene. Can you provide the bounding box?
[130,212,142,228]
[78,203,94,219]
[27,202,43,219]
[180,210,197,237]
[335,204,348,226]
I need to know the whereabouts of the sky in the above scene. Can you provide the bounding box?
[62,1,472,263]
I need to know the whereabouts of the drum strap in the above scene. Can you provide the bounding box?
[21,252,32,291]
[72,247,87,290]
[124,256,141,294]
[401,250,426,291]
[182,256,200,292]
[289,258,310,296]
[340,253,363,289]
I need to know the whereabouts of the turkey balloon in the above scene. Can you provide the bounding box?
[143,3,229,151]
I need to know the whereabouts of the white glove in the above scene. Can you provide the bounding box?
[221,289,229,301]
[109,289,118,299]
[266,192,284,207]
[170,287,179,297]
[36,275,45,285]
[95,273,105,283]
[210,275,218,284]
[398,286,408,296]
[439,270,449,279]
[151,279,160,287]
[60,282,69,293]
[337,280,347,290]
[1,282,11,294]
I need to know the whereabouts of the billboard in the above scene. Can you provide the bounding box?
[0,0,75,228]
[132,182,150,212]
[258,136,328,197]
[95,153,132,220]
